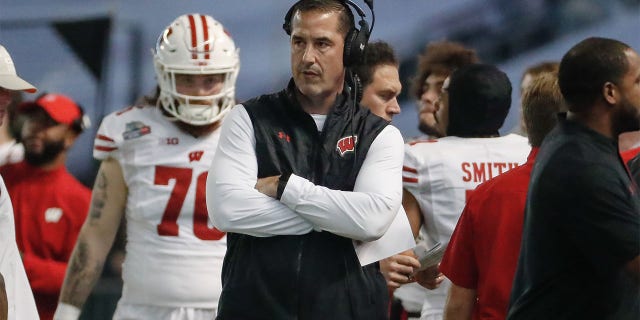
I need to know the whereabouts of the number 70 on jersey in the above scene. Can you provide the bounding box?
[155,166,225,240]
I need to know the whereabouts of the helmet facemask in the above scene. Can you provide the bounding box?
[153,14,240,126]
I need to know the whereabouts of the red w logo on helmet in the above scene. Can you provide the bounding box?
[336,135,358,157]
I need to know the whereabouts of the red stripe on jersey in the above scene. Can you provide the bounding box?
[408,139,438,146]
[200,15,210,59]
[402,177,418,183]
[402,166,417,173]
[96,134,114,142]
[188,15,198,60]
[95,146,117,152]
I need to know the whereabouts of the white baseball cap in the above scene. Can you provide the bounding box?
[0,45,37,93]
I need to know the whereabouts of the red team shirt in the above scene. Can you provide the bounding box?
[439,148,538,320]
[0,161,91,320]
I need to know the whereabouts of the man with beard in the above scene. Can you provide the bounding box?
[0,93,91,320]
[508,37,640,319]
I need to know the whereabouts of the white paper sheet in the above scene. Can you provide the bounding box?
[354,206,415,266]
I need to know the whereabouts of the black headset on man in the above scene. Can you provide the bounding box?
[282,0,375,68]
[283,0,375,105]
[282,0,376,160]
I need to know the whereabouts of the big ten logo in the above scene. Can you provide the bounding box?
[461,162,520,183]
[165,137,180,145]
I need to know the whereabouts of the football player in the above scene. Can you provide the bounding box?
[402,64,530,319]
[53,13,239,320]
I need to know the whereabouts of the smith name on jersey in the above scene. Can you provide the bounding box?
[402,134,530,247]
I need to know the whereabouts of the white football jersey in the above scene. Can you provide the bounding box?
[402,134,530,318]
[93,105,225,308]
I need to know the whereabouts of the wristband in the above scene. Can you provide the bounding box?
[276,172,291,200]
[53,302,81,320]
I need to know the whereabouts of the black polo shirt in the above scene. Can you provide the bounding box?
[508,114,640,319]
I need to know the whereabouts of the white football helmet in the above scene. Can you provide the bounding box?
[153,14,240,125]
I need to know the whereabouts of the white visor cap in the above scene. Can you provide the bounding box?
[0,45,37,93]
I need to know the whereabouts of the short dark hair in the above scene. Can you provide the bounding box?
[412,41,479,99]
[558,37,631,112]
[522,73,567,147]
[352,41,398,87]
[447,64,512,137]
[288,0,354,38]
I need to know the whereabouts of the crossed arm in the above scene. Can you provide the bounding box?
[208,106,404,241]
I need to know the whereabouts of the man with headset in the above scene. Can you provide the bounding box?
[207,0,405,319]
[354,40,402,122]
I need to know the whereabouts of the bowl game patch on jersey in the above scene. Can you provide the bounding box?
[123,121,151,140]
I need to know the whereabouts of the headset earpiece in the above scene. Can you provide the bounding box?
[282,5,295,35]
[343,18,369,67]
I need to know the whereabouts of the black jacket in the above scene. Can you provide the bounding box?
[217,80,390,320]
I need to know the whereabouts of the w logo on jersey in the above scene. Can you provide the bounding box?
[189,151,204,162]
[336,135,358,157]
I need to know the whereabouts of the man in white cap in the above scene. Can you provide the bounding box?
[0,44,40,320]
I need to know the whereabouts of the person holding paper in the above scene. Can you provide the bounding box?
[351,39,421,291]
[402,64,530,319]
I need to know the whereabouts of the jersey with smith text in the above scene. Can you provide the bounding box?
[403,134,529,317]
[403,134,530,247]
[93,105,225,309]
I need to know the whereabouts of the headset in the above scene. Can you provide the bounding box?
[282,0,375,67]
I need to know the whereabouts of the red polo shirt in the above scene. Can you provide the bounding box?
[440,148,538,320]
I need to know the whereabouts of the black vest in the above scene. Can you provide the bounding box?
[217,80,390,320]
